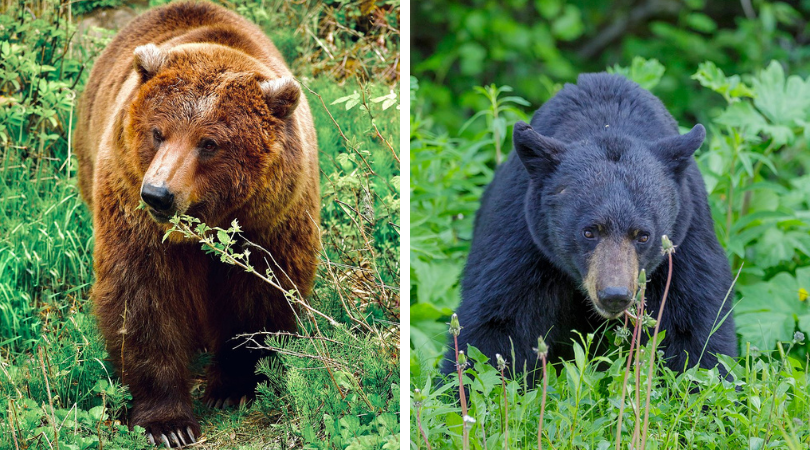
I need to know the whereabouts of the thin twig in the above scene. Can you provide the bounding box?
[295,78,378,178]
[233,330,361,348]
[38,346,60,450]
[360,88,399,163]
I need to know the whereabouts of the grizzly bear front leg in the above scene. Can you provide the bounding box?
[203,254,302,408]
[203,341,269,408]
[93,235,207,448]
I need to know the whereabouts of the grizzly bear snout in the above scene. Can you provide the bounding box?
[140,183,174,212]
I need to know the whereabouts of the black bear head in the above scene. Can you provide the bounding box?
[514,121,705,318]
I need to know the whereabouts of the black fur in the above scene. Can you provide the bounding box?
[444,73,737,379]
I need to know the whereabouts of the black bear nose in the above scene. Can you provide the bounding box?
[597,286,632,314]
[141,183,175,212]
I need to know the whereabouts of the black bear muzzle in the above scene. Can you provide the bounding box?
[596,286,633,315]
[584,238,638,318]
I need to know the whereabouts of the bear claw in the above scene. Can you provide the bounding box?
[146,427,197,448]
[206,394,249,410]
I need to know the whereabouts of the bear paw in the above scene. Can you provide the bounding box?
[141,418,200,448]
[203,380,256,409]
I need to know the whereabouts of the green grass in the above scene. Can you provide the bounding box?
[0,0,399,449]
[413,328,810,449]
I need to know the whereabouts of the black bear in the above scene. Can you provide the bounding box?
[446,73,737,379]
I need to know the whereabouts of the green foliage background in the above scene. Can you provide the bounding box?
[411,1,810,447]
[0,0,399,449]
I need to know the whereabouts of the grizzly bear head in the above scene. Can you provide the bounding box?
[124,43,302,229]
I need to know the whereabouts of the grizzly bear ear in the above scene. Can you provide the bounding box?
[653,124,705,175]
[513,121,567,178]
[259,77,301,119]
[133,44,167,83]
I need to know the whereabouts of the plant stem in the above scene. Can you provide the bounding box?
[641,251,674,449]
[454,334,469,450]
[501,367,509,449]
[740,142,776,218]
[38,346,60,450]
[416,407,432,450]
[633,297,646,449]
[616,285,645,450]
[537,354,548,450]
[492,93,502,164]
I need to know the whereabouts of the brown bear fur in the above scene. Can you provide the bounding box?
[73,2,319,446]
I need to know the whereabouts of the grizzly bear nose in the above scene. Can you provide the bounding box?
[597,286,632,314]
[141,183,175,212]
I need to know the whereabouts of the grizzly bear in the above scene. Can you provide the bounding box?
[73,2,319,447]
[445,73,736,381]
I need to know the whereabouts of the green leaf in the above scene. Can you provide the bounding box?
[88,405,106,421]
[754,228,810,269]
[412,258,462,309]
[736,269,810,351]
[751,60,810,128]
[715,101,766,132]
[608,57,665,91]
[465,344,489,365]
[536,0,561,18]
[458,42,486,76]
[685,13,716,33]
[551,5,583,41]
[217,230,231,246]
[692,61,754,102]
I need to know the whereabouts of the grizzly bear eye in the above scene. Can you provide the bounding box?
[199,139,218,154]
[152,128,164,146]
[583,228,595,239]
[637,233,650,243]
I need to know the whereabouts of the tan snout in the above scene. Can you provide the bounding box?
[140,141,197,223]
[583,239,639,319]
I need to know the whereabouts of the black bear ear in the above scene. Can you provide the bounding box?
[513,121,567,178]
[653,124,705,175]
[259,77,301,119]
[133,44,167,84]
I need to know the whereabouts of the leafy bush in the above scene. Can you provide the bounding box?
[693,61,810,354]
[413,0,810,132]
[72,0,125,16]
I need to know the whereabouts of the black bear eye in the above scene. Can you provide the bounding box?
[583,228,595,239]
[152,128,164,145]
[637,233,650,243]
[199,139,218,154]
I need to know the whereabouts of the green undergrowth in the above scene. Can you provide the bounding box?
[0,0,399,449]
[412,328,810,449]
